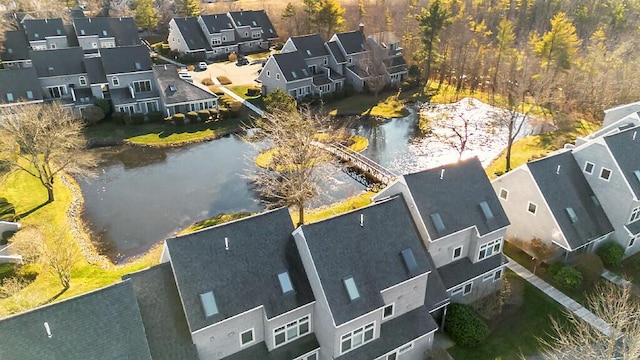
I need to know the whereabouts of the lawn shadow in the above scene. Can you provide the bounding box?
[43,287,68,305]
[18,201,49,219]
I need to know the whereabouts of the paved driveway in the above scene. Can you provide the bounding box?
[189,59,263,87]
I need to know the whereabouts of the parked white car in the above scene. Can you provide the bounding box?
[198,62,208,71]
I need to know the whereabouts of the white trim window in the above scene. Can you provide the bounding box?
[133,80,152,93]
[584,161,594,174]
[463,282,473,295]
[451,286,462,296]
[340,322,375,354]
[294,351,319,360]
[212,37,222,46]
[112,76,120,86]
[275,73,280,81]
[79,76,87,86]
[629,233,640,248]
[240,328,255,347]
[499,188,508,201]
[527,202,538,215]
[478,238,502,261]
[493,269,503,282]
[47,85,66,98]
[452,245,463,260]
[629,206,640,224]
[274,315,310,347]
[382,304,394,319]
[600,167,612,181]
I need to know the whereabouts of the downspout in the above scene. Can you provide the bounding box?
[440,305,448,330]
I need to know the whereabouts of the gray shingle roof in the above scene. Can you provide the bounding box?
[84,56,107,83]
[336,306,438,360]
[228,10,260,28]
[166,207,314,332]
[172,17,211,51]
[253,10,278,40]
[424,255,449,311]
[326,41,346,63]
[1,30,29,61]
[273,51,313,82]
[22,18,65,41]
[404,156,510,240]
[528,152,614,250]
[299,196,432,325]
[30,47,85,77]
[0,281,153,360]
[604,126,640,199]
[200,13,234,34]
[153,64,217,105]
[100,45,152,74]
[223,333,319,360]
[438,254,507,290]
[123,263,199,360]
[385,55,407,74]
[335,30,367,55]
[73,17,141,47]
[290,34,328,59]
[0,67,43,104]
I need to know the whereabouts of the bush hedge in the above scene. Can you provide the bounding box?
[112,111,127,125]
[247,87,261,97]
[201,78,215,86]
[130,113,145,125]
[148,111,164,123]
[553,266,583,290]
[0,197,16,222]
[172,113,185,126]
[198,110,211,122]
[217,76,232,85]
[219,107,230,119]
[597,241,625,267]
[572,253,604,285]
[444,303,489,348]
[186,111,198,123]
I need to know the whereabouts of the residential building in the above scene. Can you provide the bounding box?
[227,10,277,54]
[72,16,140,53]
[329,30,369,92]
[492,151,614,261]
[375,157,510,304]
[21,18,69,51]
[0,30,31,69]
[198,14,238,59]
[0,281,154,359]
[168,17,211,60]
[153,64,218,116]
[257,51,313,99]
[0,67,44,107]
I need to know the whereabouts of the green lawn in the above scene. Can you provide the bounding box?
[226,85,265,110]
[449,270,566,359]
[328,92,409,118]
[83,117,244,147]
[291,191,375,226]
[178,212,253,235]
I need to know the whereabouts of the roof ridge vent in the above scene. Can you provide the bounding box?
[44,322,52,338]
[224,237,229,250]
[360,213,363,227]
[440,169,445,180]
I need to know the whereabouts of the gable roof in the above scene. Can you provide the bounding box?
[0,281,153,360]
[124,264,198,360]
[172,17,211,51]
[0,67,43,104]
[73,17,140,46]
[228,10,261,28]
[326,40,346,63]
[272,51,312,82]
[200,13,234,34]
[528,151,614,250]
[22,18,65,41]
[153,64,218,105]
[30,47,85,77]
[165,208,314,332]
[253,10,278,40]
[335,30,367,55]
[100,45,152,74]
[1,30,29,61]
[84,56,107,83]
[290,34,328,59]
[603,126,640,199]
[404,157,510,240]
[298,196,432,325]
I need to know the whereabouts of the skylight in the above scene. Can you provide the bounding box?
[252,21,257,27]
[343,276,360,301]
[169,84,177,92]
[135,62,141,70]
[199,291,219,317]
[291,71,297,79]
[102,30,107,36]
[302,69,309,76]
[430,213,446,233]
[590,194,600,206]
[56,29,61,35]
[401,248,418,272]
[277,271,294,294]
[306,49,312,56]
[479,201,494,220]
[80,29,85,35]
[634,170,640,183]
[566,207,578,224]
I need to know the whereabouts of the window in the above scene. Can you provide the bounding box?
[252,31,261,39]
[584,162,594,174]
[452,246,463,260]
[383,304,394,319]
[340,322,374,354]
[294,351,319,360]
[212,37,221,45]
[92,42,98,48]
[266,70,270,77]
[499,188,508,200]
[630,206,640,223]
[494,269,503,282]
[245,32,249,37]
[463,282,473,295]
[6,93,13,102]
[323,57,328,65]
[483,272,494,281]
[398,342,413,354]
[386,353,397,360]
[630,234,640,248]
[199,291,219,317]
[401,248,417,272]
[600,167,612,181]
[478,238,502,261]
[343,276,360,301]
[101,41,115,48]
[451,286,462,296]
[527,202,537,214]
[222,36,227,42]
[142,100,158,113]
[47,85,65,98]
[133,80,152,93]
[240,329,254,346]
[112,76,119,86]
[274,315,310,347]
[79,76,87,86]
[50,43,56,49]
[32,44,46,50]
[276,73,280,81]
[26,91,33,99]
[348,56,352,64]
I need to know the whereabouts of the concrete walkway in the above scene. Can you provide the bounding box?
[601,269,640,296]
[218,86,264,117]
[506,256,612,336]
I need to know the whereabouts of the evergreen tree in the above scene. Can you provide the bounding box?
[179,0,200,17]
[416,0,452,91]
[132,0,159,39]
[531,12,581,71]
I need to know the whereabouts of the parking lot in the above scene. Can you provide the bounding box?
[188,58,264,88]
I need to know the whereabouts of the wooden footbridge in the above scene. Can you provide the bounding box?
[312,142,397,185]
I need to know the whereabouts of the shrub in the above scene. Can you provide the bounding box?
[122,113,132,125]
[217,76,232,85]
[553,266,583,290]
[209,86,225,95]
[201,78,215,86]
[548,262,563,277]
[111,111,126,125]
[228,52,238,62]
[0,197,15,222]
[444,303,489,348]
[228,100,242,112]
[94,99,112,117]
[246,87,261,97]
[130,113,145,125]
[148,111,164,123]
[572,253,604,285]
[218,107,230,119]
[209,109,219,120]
[172,113,185,126]
[198,110,211,122]
[186,111,198,123]
[186,64,195,71]
[597,241,625,267]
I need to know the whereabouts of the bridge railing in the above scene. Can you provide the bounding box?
[312,141,397,184]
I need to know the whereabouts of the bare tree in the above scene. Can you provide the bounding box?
[0,102,95,203]
[40,226,81,290]
[108,0,134,18]
[529,237,554,274]
[359,36,389,99]
[540,282,640,360]
[249,107,331,225]
[8,226,44,263]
